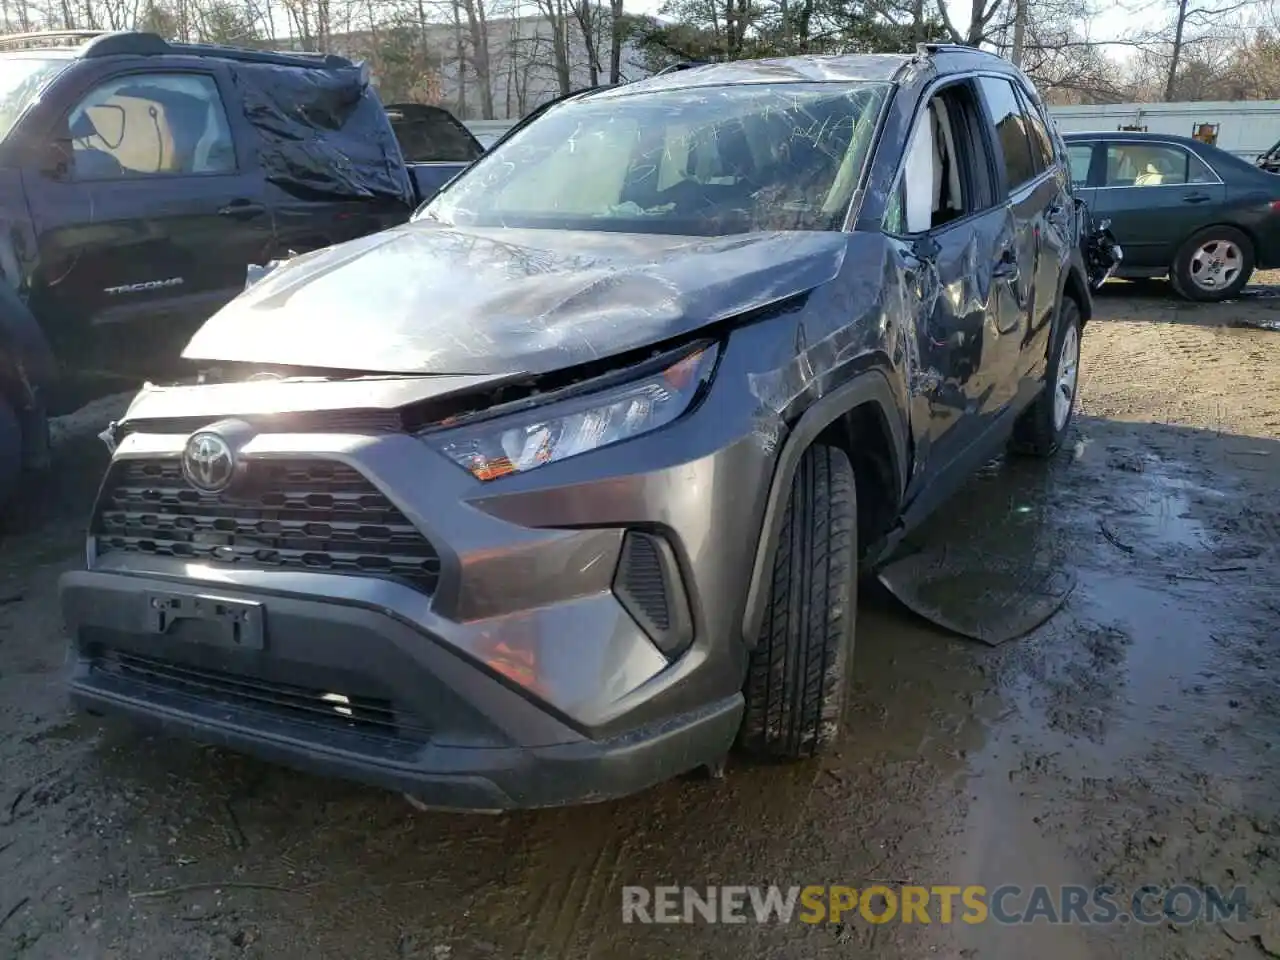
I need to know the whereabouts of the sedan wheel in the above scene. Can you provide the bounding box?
[1189,239,1244,293]
[1172,226,1255,302]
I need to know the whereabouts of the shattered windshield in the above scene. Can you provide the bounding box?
[422,81,891,236]
[0,57,69,141]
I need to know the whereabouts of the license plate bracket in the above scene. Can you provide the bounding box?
[145,593,265,651]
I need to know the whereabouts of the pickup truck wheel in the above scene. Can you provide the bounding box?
[1170,226,1254,302]
[0,396,22,509]
[738,443,856,760]
[1011,296,1082,458]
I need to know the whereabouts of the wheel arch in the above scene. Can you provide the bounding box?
[1059,261,1092,325]
[741,368,907,649]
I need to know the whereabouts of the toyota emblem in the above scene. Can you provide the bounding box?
[182,431,236,493]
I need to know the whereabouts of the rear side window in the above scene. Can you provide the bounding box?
[66,73,236,180]
[1103,142,1217,186]
[1014,85,1055,172]
[977,76,1037,194]
[1066,143,1095,187]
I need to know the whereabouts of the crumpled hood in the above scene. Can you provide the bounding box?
[183,222,849,376]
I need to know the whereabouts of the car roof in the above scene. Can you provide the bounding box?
[0,30,352,70]
[591,45,1019,99]
[1062,131,1208,149]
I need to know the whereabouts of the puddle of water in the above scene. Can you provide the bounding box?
[850,589,996,768]
[1113,468,1225,553]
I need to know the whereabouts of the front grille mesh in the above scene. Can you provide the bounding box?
[91,650,430,743]
[94,458,441,593]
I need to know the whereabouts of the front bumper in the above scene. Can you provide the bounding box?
[62,336,784,808]
[64,569,744,810]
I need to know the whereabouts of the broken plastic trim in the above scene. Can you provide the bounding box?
[423,342,719,481]
[244,250,298,291]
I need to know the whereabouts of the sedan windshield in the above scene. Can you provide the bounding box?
[423,81,891,236]
[0,57,69,141]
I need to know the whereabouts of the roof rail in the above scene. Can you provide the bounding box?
[915,41,980,57]
[163,40,352,69]
[0,29,111,50]
[81,31,170,57]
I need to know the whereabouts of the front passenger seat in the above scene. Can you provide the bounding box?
[1134,162,1165,186]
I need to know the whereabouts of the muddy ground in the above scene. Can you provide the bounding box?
[2,277,1280,960]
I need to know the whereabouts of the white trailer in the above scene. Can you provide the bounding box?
[1046,100,1280,163]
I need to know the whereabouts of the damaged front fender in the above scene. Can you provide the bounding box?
[1077,198,1124,290]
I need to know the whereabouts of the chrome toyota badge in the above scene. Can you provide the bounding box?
[182,431,236,493]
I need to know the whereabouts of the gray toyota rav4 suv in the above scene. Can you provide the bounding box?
[62,45,1097,810]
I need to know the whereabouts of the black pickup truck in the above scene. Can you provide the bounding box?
[0,30,483,419]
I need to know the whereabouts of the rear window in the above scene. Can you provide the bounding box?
[423,81,891,236]
[0,56,70,141]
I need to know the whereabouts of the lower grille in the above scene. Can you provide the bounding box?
[94,458,441,593]
[612,531,692,656]
[617,533,670,630]
[91,650,431,743]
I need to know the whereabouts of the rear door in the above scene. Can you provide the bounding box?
[973,75,1042,413]
[1086,139,1225,269]
[386,103,484,204]
[1013,80,1075,392]
[24,64,272,374]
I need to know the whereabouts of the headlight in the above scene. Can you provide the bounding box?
[428,344,719,481]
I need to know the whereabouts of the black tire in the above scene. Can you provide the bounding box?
[1170,225,1254,302]
[737,443,857,760]
[0,396,21,508]
[1011,296,1082,458]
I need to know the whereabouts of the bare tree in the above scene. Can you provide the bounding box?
[532,0,571,93]
[569,0,602,84]
[459,0,496,116]
[1010,0,1026,64]
[608,0,621,81]
[936,0,1007,45]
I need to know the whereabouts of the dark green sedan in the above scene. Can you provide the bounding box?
[1064,131,1280,301]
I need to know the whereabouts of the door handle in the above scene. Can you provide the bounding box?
[992,250,1018,279]
[218,200,267,219]
[1182,193,1211,204]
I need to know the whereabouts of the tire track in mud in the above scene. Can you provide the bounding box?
[1081,301,1280,439]
[514,816,631,960]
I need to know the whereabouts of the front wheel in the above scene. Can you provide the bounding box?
[1011,297,1082,458]
[1170,226,1254,302]
[737,443,857,760]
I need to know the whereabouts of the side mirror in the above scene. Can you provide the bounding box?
[912,233,941,262]
[40,139,72,180]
